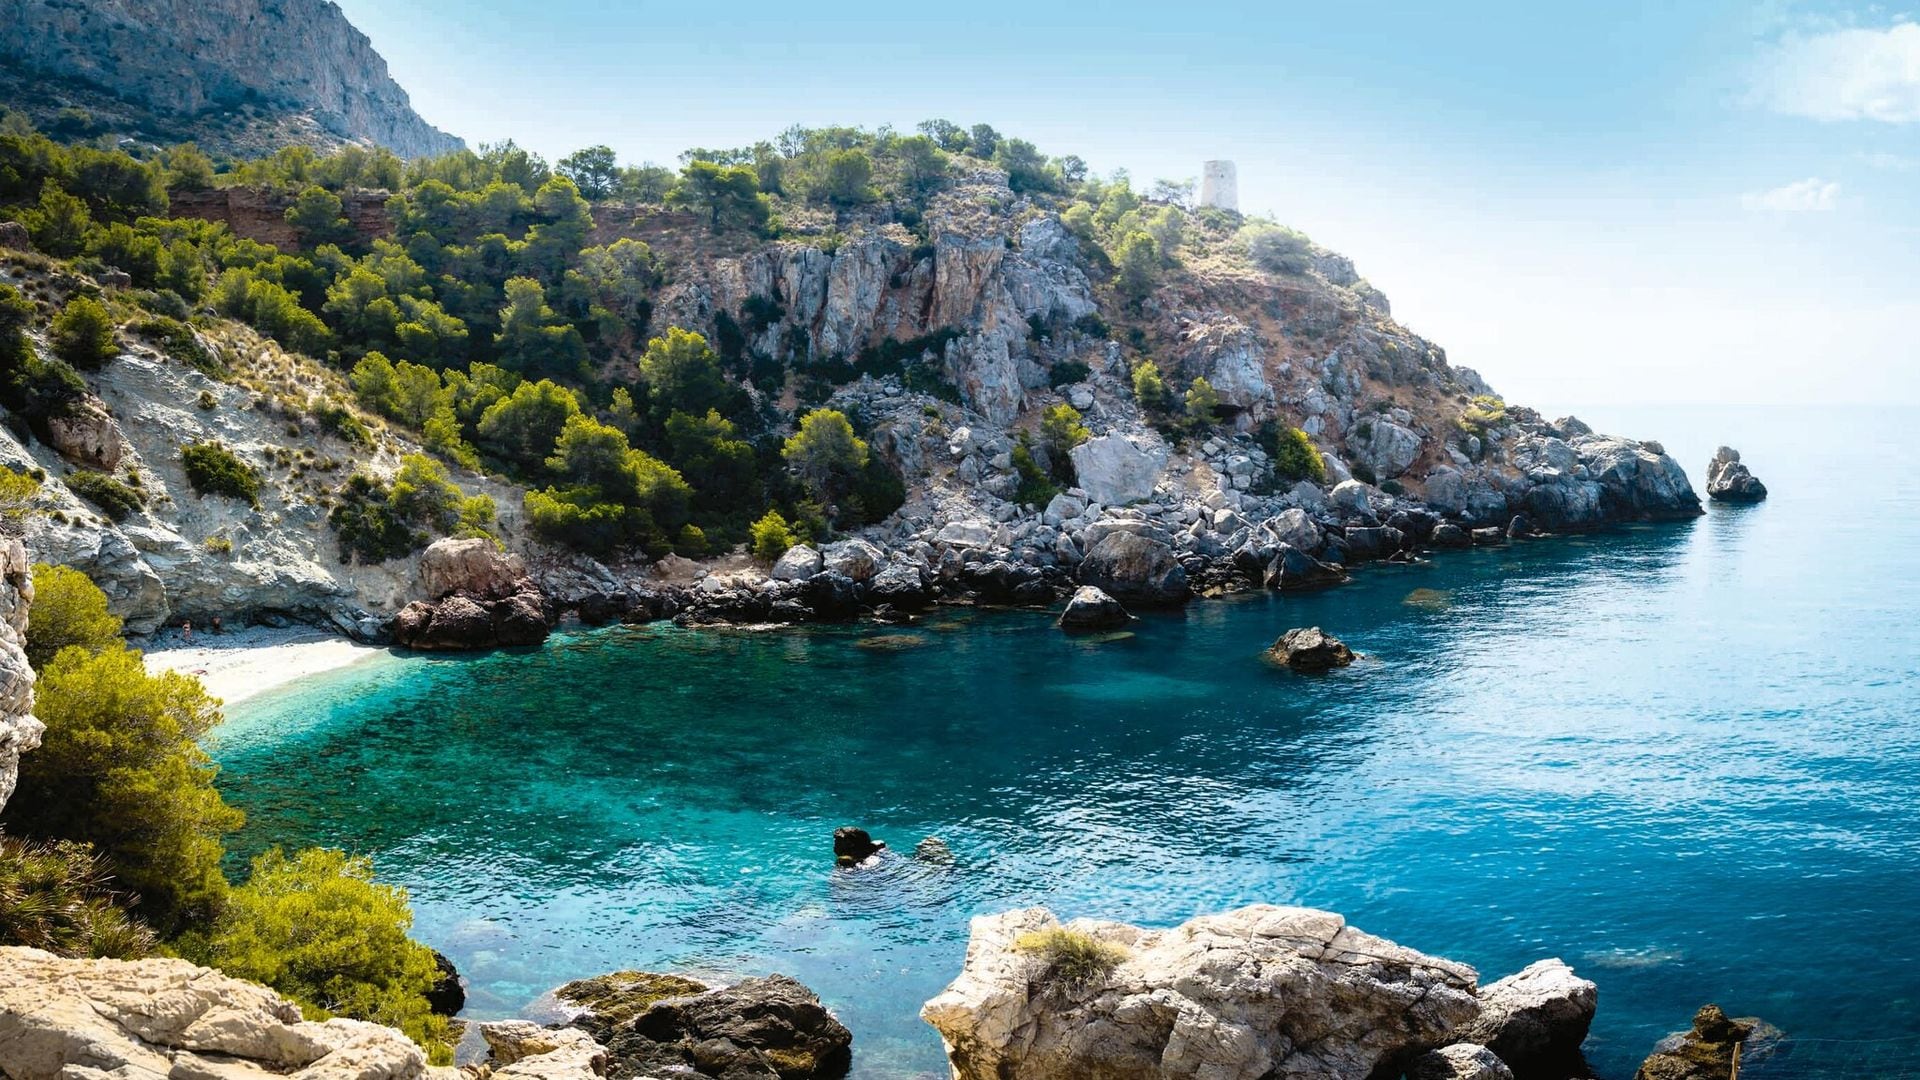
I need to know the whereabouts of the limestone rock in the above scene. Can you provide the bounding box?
[44,399,127,470]
[920,905,1480,1080]
[0,946,431,1080]
[1329,479,1373,515]
[1076,531,1188,607]
[0,220,29,250]
[1057,585,1131,632]
[1408,1043,1515,1080]
[0,537,39,813]
[820,538,884,583]
[770,544,824,582]
[1263,508,1322,552]
[1347,419,1423,480]
[1704,447,1767,503]
[1459,958,1596,1077]
[1265,626,1356,672]
[419,537,528,601]
[1634,1004,1783,1080]
[1070,434,1167,506]
[481,1020,608,1080]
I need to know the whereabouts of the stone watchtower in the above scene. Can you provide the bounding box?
[1199,160,1238,212]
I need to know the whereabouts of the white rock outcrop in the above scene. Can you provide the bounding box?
[0,947,438,1080]
[0,536,39,813]
[921,905,1481,1080]
[1069,434,1167,506]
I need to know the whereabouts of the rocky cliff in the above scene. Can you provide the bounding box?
[0,534,37,814]
[0,0,461,157]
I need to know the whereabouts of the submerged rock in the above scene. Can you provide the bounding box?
[914,836,955,864]
[920,905,1480,1080]
[1705,446,1768,503]
[1459,958,1596,1077]
[1635,1004,1783,1080]
[833,827,885,866]
[1058,585,1131,631]
[1266,626,1357,672]
[0,946,433,1080]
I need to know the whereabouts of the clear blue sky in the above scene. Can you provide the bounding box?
[338,0,1920,409]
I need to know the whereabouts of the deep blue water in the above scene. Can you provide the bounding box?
[213,405,1920,1078]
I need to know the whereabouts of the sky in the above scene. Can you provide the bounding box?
[334,0,1920,410]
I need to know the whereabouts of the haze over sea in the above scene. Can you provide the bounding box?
[215,404,1920,1078]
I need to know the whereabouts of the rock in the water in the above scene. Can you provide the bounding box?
[1264,543,1349,591]
[597,974,852,1080]
[0,946,433,1080]
[771,543,824,581]
[1705,446,1767,503]
[920,905,1480,1080]
[426,948,466,1016]
[821,538,885,582]
[1058,585,1131,631]
[833,827,885,866]
[393,538,551,650]
[1459,958,1596,1078]
[482,1019,610,1080]
[1430,522,1472,548]
[1409,1043,1515,1080]
[914,837,955,864]
[1069,433,1168,505]
[557,970,711,1044]
[1266,626,1357,672]
[1635,1004,1783,1080]
[1077,530,1189,607]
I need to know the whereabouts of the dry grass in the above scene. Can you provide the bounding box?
[1014,927,1127,987]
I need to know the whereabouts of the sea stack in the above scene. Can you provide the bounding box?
[1705,446,1768,502]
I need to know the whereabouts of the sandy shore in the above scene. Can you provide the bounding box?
[141,625,389,706]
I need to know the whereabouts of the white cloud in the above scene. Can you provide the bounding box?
[1753,22,1920,122]
[1740,177,1842,211]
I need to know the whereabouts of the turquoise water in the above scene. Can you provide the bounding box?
[215,406,1920,1079]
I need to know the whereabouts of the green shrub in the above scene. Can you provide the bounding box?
[196,389,217,410]
[175,847,454,1064]
[50,296,117,369]
[750,509,796,562]
[329,475,427,564]
[1012,440,1058,507]
[1379,478,1405,496]
[1013,927,1127,987]
[0,464,42,524]
[1183,377,1222,427]
[673,523,707,557]
[1459,394,1507,437]
[313,402,373,447]
[1047,360,1090,388]
[1262,423,1326,484]
[1239,223,1315,274]
[0,835,157,959]
[181,441,261,505]
[25,564,122,670]
[1130,359,1169,412]
[64,470,143,521]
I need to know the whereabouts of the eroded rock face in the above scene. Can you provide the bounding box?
[0,946,432,1080]
[0,537,39,813]
[1459,958,1596,1078]
[1058,585,1131,631]
[44,398,127,470]
[1705,446,1767,503]
[1266,626,1356,672]
[1077,532,1188,607]
[920,905,1481,1080]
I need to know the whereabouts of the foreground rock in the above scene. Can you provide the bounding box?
[391,537,550,650]
[557,970,712,1044]
[1704,447,1767,503]
[1409,1043,1515,1080]
[1077,531,1189,607]
[481,1020,609,1080]
[0,946,434,1080]
[833,827,886,866]
[921,905,1480,1080]
[1265,626,1356,672]
[0,537,40,813]
[1459,958,1596,1077]
[1635,1004,1782,1080]
[574,974,851,1080]
[1058,585,1131,631]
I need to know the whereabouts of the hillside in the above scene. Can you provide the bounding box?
[0,0,461,158]
[0,122,1699,639]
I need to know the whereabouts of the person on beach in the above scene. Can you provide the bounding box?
[211,616,222,635]
[182,619,192,644]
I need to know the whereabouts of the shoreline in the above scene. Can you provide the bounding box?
[140,625,388,706]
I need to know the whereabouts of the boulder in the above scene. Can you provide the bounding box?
[1568,435,1702,523]
[821,538,885,582]
[935,519,998,549]
[1264,508,1321,552]
[1704,446,1767,503]
[833,827,885,866]
[596,974,852,1080]
[1264,543,1349,591]
[1077,531,1189,607]
[391,579,550,650]
[1069,433,1167,505]
[481,1019,609,1080]
[914,837,956,864]
[1408,1043,1515,1080]
[800,571,863,621]
[1058,585,1131,631]
[771,543,824,582]
[1430,522,1472,548]
[1347,418,1423,480]
[867,561,931,610]
[420,536,529,601]
[44,399,127,470]
[0,220,30,250]
[426,948,465,1016]
[1343,525,1404,561]
[0,946,432,1080]
[1634,1004,1783,1080]
[1459,958,1596,1077]
[1329,478,1373,514]
[920,905,1480,1080]
[1266,627,1356,672]
[557,971,711,1044]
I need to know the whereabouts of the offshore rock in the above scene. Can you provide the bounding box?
[593,974,852,1080]
[1077,532,1189,607]
[1265,626,1356,672]
[1459,958,1596,1078]
[833,827,885,867]
[1057,585,1131,631]
[419,536,527,601]
[1634,1004,1783,1080]
[0,537,38,813]
[0,946,432,1080]
[920,905,1480,1080]
[1705,446,1767,503]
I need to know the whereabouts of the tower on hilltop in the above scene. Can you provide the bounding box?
[1199,161,1238,212]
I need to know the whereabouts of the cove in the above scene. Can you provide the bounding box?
[213,406,1920,1079]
